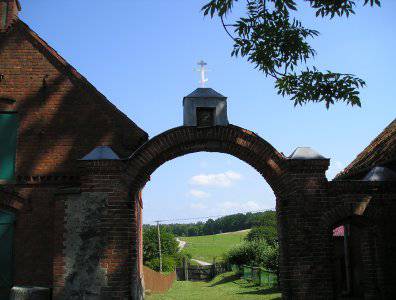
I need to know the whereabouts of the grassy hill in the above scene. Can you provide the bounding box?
[180,229,249,263]
[146,271,280,300]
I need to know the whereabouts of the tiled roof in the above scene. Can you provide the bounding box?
[336,118,396,180]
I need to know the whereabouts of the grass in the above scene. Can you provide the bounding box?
[180,230,249,263]
[145,271,281,300]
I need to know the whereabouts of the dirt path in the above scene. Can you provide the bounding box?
[191,259,212,266]
[176,238,211,265]
[176,237,186,251]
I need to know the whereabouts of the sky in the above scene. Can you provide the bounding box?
[19,1,396,224]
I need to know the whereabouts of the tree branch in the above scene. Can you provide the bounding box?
[221,16,236,41]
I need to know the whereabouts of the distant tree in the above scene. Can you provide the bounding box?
[255,210,277,227]
[202,0,381,108]
[203,218,216,234]
[151,210,277,237]
[143,226,178,263]
[246,225,278,246]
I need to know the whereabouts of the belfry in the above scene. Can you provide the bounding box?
[183,61,229,127]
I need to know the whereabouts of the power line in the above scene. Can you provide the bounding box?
[145,208,275,225]
[156,221,162,273]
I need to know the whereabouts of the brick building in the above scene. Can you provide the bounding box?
[0,1,147,299]
[0,1,395,300]
[332,118,396,298]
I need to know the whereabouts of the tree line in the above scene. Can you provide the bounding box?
[144,210,276,237]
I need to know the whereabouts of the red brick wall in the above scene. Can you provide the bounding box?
[76,160,133,300]
[0,21,147,176]
[0,19,147,292]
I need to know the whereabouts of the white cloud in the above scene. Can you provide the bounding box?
[216,200,268,214]
[326,160,344,180]
[189,189,210,199]
[189,171,242,187]
[190,202,207,210]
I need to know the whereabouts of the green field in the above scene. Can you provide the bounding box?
[180,230,249,263]
[146,271,281,300]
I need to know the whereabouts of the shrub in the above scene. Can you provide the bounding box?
[224,241,279,272]
[145,255,176,272]
[245,226,278,246]
[224,242,258,266]
[143,226,179,263]
[174,250,192,266]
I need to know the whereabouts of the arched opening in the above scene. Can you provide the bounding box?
[142,151,276,260]
[126,125,290,297]
[143,152,276,224]
[140,152,279,296]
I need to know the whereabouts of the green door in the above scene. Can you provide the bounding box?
[0,210,15,300]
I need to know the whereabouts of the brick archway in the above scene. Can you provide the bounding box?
[124,124,336,299]
[126,125,304,299]
[126,125,287,195]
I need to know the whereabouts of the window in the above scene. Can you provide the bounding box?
[0,2,7,29]
[0,112,18,182]
[196,107,215,127]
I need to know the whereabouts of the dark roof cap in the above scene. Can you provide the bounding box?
[184,88,226,99]
[81,146,120,160]
[289,147,326,160]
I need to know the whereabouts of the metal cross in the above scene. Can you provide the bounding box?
[197,60,209,88]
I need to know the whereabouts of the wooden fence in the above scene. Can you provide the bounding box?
[143,266,176,294]
[176,263,229,281]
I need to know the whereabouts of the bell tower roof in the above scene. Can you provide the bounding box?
[185,88,226,99]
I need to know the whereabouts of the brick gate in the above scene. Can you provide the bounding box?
[125,125,334,299]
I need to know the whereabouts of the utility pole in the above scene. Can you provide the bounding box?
[156,221,162,273]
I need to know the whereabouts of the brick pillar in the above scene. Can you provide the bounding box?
[278,158,333,299]
[81,159,131,300]
[131,190,144,300]
[53,159,132,300]
[0,0,21,32]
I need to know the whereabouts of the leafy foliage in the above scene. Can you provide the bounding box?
[245,225,277,246]
[143,226,179,263]
[224,241,279,272]
[202,0,381,108]
[146,255,177,272]
[175,251,192,265]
